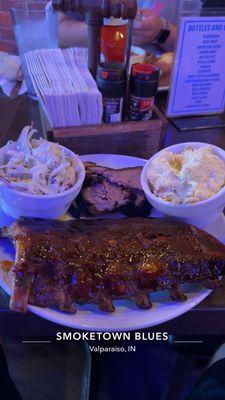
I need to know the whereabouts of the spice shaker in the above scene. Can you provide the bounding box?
[129,63,160,121]
[97,62,126,123]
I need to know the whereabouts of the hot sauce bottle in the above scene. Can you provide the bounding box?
[101,17,128,63]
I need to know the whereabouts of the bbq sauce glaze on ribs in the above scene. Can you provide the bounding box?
[1,217,225,314]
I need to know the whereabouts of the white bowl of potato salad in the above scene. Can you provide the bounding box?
[0,126,85,219]
[141,142,225,227]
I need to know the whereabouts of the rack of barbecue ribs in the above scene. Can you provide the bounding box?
[1,217,225,314]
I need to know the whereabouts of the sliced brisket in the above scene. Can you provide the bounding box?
[70,162,151,217]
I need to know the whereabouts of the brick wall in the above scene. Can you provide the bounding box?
[0,1,48,54]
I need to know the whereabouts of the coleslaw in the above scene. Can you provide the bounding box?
[0,126,77,195]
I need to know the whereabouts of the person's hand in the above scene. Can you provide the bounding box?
[133,9,164,46]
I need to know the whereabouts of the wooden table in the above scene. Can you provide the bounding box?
[0,93,225,336]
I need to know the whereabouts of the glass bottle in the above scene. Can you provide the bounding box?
[179,0,202,18]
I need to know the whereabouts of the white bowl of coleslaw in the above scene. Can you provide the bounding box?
[0,126,85,219]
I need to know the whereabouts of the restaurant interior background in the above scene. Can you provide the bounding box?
[0,0,33,53]
[0,0,225,400]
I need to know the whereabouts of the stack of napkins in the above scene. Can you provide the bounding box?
[25,48,103,127]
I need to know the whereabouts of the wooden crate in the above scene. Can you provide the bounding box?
[43,106,167,159]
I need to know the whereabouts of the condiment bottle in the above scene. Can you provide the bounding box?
[101,17,128,63]
[97,62,126,123]
[128,63,160,121]
[179,0,202,18]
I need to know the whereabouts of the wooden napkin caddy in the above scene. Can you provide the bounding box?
[41,105,167,159]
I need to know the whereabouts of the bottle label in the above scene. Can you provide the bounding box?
[129,95,154,121]
[103,98,123,123]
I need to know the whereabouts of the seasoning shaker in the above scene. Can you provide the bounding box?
[128,63,160,121]
[97,62,126,123]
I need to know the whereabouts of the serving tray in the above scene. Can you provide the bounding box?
[41,105,167,160]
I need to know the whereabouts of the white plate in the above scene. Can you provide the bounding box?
[0,154,224,332]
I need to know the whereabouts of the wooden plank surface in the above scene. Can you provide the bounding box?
[51,107,167,158]
[1,93,225,335]
[0,95,42,147]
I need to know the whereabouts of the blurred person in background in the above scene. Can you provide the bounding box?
[133,0,179,51]
[0,345,22,399]
[55,0,179,51]
[186,342,225,400]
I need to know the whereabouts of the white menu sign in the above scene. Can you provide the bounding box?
[167,17,225,117]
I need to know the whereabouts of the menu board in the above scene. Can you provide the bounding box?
[167,17,225,117]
